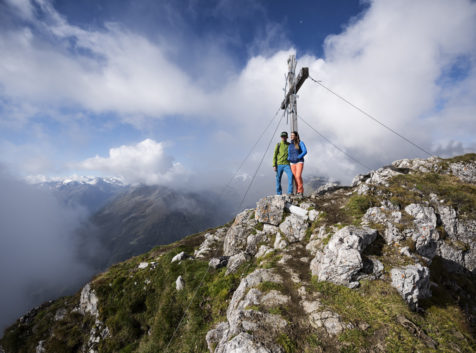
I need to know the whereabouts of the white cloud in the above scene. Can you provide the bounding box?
[76,139,189,185]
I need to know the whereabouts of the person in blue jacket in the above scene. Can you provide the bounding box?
[288,131,307,195]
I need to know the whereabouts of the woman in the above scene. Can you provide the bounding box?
[288,131,307,195]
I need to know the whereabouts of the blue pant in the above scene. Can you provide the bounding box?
[276,164,293,195]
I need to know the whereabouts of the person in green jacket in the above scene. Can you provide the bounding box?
[273,131,293,195]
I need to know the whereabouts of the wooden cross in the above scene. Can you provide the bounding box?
[280,55,309,133]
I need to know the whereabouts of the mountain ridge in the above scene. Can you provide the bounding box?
[1,153,475,353]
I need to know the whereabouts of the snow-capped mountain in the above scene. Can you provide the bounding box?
[27,175,127,213]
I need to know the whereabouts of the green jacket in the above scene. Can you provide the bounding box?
[273,141,290,167]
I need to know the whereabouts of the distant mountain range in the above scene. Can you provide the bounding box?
[28,176,235,269]
[80,184,234,268]
[28,176,127,213]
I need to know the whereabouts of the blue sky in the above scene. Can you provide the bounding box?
[0,0,475,191]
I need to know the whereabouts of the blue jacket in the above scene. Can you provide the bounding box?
[288,141,307,163]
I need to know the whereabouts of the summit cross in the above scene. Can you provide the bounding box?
[280,55,309,133]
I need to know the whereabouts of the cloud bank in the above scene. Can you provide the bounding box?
[76,139,189,185]
[0,168,95,333]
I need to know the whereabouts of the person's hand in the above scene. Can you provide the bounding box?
[273,166,277,172]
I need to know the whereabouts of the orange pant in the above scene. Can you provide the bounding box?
[291,162,304,193]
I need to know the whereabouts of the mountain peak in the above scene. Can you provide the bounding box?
[25,175,126,187]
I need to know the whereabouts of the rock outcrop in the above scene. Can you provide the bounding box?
[310,226,377,288]
[391,264,431,310]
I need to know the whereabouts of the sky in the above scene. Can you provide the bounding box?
[1,0,476,192]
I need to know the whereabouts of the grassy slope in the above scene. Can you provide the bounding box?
[1,154,476,352]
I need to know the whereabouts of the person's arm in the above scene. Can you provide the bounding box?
[287,144,291,161]
[273,143,279,168]
[298,141,307,159]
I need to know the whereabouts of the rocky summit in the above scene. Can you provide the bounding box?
[1,154,476,353]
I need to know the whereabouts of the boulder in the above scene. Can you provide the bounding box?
[210,269,286,353]
[404,204,439,258]
[308,310,353,336]
[206,322,229,353]
[273,232,288,250]
[246,232,267,256]
[226,252,251,275]
[176,276,185,291]
[255,195,288,225]
[223,209,257,256]
[209,256,229,269]
[311,226,377,288]
[54,308,67,321]
[308,210,320,222]
[195,228,228,259]
[138,262,149,269]
[390,264,431,310]
[279,214,308,243]
[78,283,99,317]
[315,182,341,195]
[363,207,403,244]
[449,161,476,184]
[215,332,276,353]
[171,251,192,263]
[255,245,273,258]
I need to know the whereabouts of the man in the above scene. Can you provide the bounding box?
[273,131,293,195]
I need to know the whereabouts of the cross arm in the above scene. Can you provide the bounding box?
[280,67,309,110]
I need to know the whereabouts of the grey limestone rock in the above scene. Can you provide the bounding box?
[246,232,267,256]
[367,167,403,187]
[311,226,377,287]
[35,341,45,353]
[279,214,308,243]
[273,232,288,250]
[195,228,227,259]
[255,245,273,258]
[315,182,341,195]
[54,308,68,321]
[308,310,353,336]
[223,209,257,256]
[308,209,320,222]
[437,243,464,271]
[392,157,439,173]
[206,322,229,353]
[351,173,370,187]
[210,269,287,352]
[78,283,99,317]
[226,252,251,275]
[255,195,288,225]
[404,204,439,258]
[176,275,185,291]
[215,332,278,353]
[171,251,192,263]
[449,161,476,184]
[209,256,229,269]
[390,264,431,310]
[363,206,403,244]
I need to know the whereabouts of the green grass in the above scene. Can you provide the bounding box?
[277,333,297,353]
[0,230,258,353]
[257,281,285,293]
[384,172,476,218]
[310,277,476,352]
[345,194,378,222]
